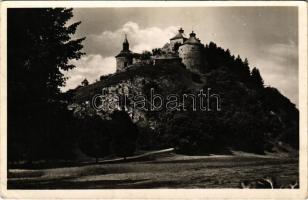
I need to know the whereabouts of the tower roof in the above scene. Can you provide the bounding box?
[183,31,202,45]
[116,34,133,58]
[170,28,187,40]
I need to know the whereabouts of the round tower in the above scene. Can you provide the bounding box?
[178,31,204,73]
[115,34,133,72]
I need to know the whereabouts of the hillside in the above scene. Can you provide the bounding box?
[71,42,299,155]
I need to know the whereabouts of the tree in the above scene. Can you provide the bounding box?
[8,8,85,162]
[152,48,163,56]
[172,42,182,52]
[110,111,139,160]
[140,51,152,60]
[8,8,85,101]
[81,78,89,86]
[250,67,264,89]
[78,115,111,163]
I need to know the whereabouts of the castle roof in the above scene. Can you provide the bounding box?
[170,28,187,40]
[183,31,202,45]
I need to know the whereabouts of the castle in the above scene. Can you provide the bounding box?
[115,28,204,73]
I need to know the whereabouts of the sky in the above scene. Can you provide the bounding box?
[62,7,298,106]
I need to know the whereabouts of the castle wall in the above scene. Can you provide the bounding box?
[116,56,133,72]
[179,44,203,73]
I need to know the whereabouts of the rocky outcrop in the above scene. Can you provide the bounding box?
[71,63,200,128]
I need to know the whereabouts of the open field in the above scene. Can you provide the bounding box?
[8,153,298,189]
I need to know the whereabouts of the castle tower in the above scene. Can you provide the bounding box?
[178,31,204,73]
[115,34,133,72]
[169,28,187,52]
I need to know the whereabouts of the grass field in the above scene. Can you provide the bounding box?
[8,152,298,189]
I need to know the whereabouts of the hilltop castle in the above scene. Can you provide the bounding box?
[115,28,204,73]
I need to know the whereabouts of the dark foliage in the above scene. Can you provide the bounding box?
[78,115,111,163]
[140,51,152,60]
[8,8,85,163]
[152,48,163,56]
[110,111,139,159]
[250,67,264,89]
[155,41,298,154]
[136,126,161,150]
[172,42,182,52]
[81,78,89,86]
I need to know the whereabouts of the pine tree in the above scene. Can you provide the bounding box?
[8,8,85,101]
[8,8,85,162]
[250,67,264,89]
[81,78,89,86]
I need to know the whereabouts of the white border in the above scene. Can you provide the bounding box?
[0,1,307,199]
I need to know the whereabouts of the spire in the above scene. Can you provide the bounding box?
[124,33,128,43]
[123,34,129,51]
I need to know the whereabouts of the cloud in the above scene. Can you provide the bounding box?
[84,21,179,55]
[263,41,298,66]
[61,54,116,91]
[253,41,298,106]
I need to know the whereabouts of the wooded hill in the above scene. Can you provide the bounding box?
[72,42,299,156]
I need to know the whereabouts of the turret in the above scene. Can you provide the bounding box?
[115,34,133,72]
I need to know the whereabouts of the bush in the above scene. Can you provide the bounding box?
[78,115,111,163]
[110,111,139,159]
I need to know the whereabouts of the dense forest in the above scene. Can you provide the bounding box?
[7,8,298,165]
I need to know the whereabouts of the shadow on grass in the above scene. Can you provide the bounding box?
[8,177,150,189]
[8,161,97,170]
[8,170,44,179]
